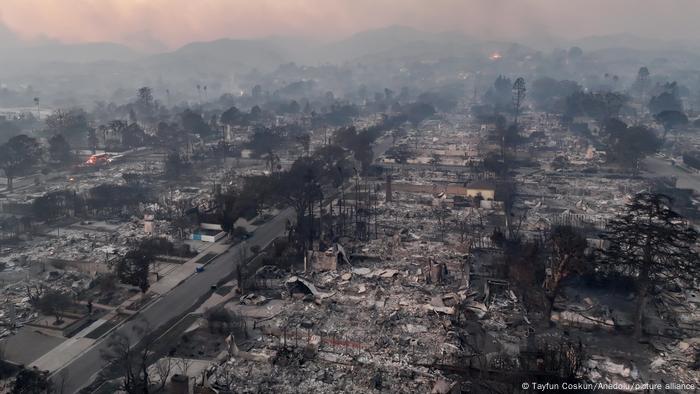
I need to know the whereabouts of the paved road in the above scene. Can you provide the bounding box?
[53,134,394,392]
[642,157,700,192]
[53,207,295,393]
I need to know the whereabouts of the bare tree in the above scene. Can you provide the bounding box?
[434,207,450,242]
[25,284,44,304]
[153,358,172,392]
[100,323,155,394]
[175,357,192,377]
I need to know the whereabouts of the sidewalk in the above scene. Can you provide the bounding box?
[31,337,96,371]
[149,242,229,295]
[29,239,232,372]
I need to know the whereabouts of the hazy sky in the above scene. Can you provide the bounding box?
[0,0,697,50]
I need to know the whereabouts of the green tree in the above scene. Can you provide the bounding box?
[247,127,283,158]
[36,291,73,324]
[115,248,153,293]
[565,91,626,122]
[221,106,243,127]
[531,77,581,113]
[180,109,212,136]
[606,120,660,169]
[121,123,145,149]
[649,91,682,115]
[485,75,512,112]
[249,105,262,121]
[10,367,52,394]
[48,134,72,164]
[334,126,376,173]
[601,193,699,339]
[0,135,42,191]
[654,110,688,142]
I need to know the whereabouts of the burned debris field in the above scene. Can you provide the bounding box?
[0,2,700,393]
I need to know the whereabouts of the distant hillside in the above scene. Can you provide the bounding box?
[0,42,140,64]
[1,25,700,107]
[145,38,291,74]
[571,34,696,52]
[317,26,435,62]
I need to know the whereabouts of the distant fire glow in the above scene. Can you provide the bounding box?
[489,52,502,60]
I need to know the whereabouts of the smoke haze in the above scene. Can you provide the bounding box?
[1,0,697,50]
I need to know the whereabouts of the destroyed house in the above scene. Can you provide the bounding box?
[306,243,350,272]
[388,180,510,202]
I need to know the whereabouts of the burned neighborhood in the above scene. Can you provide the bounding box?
[0,1,699,393]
